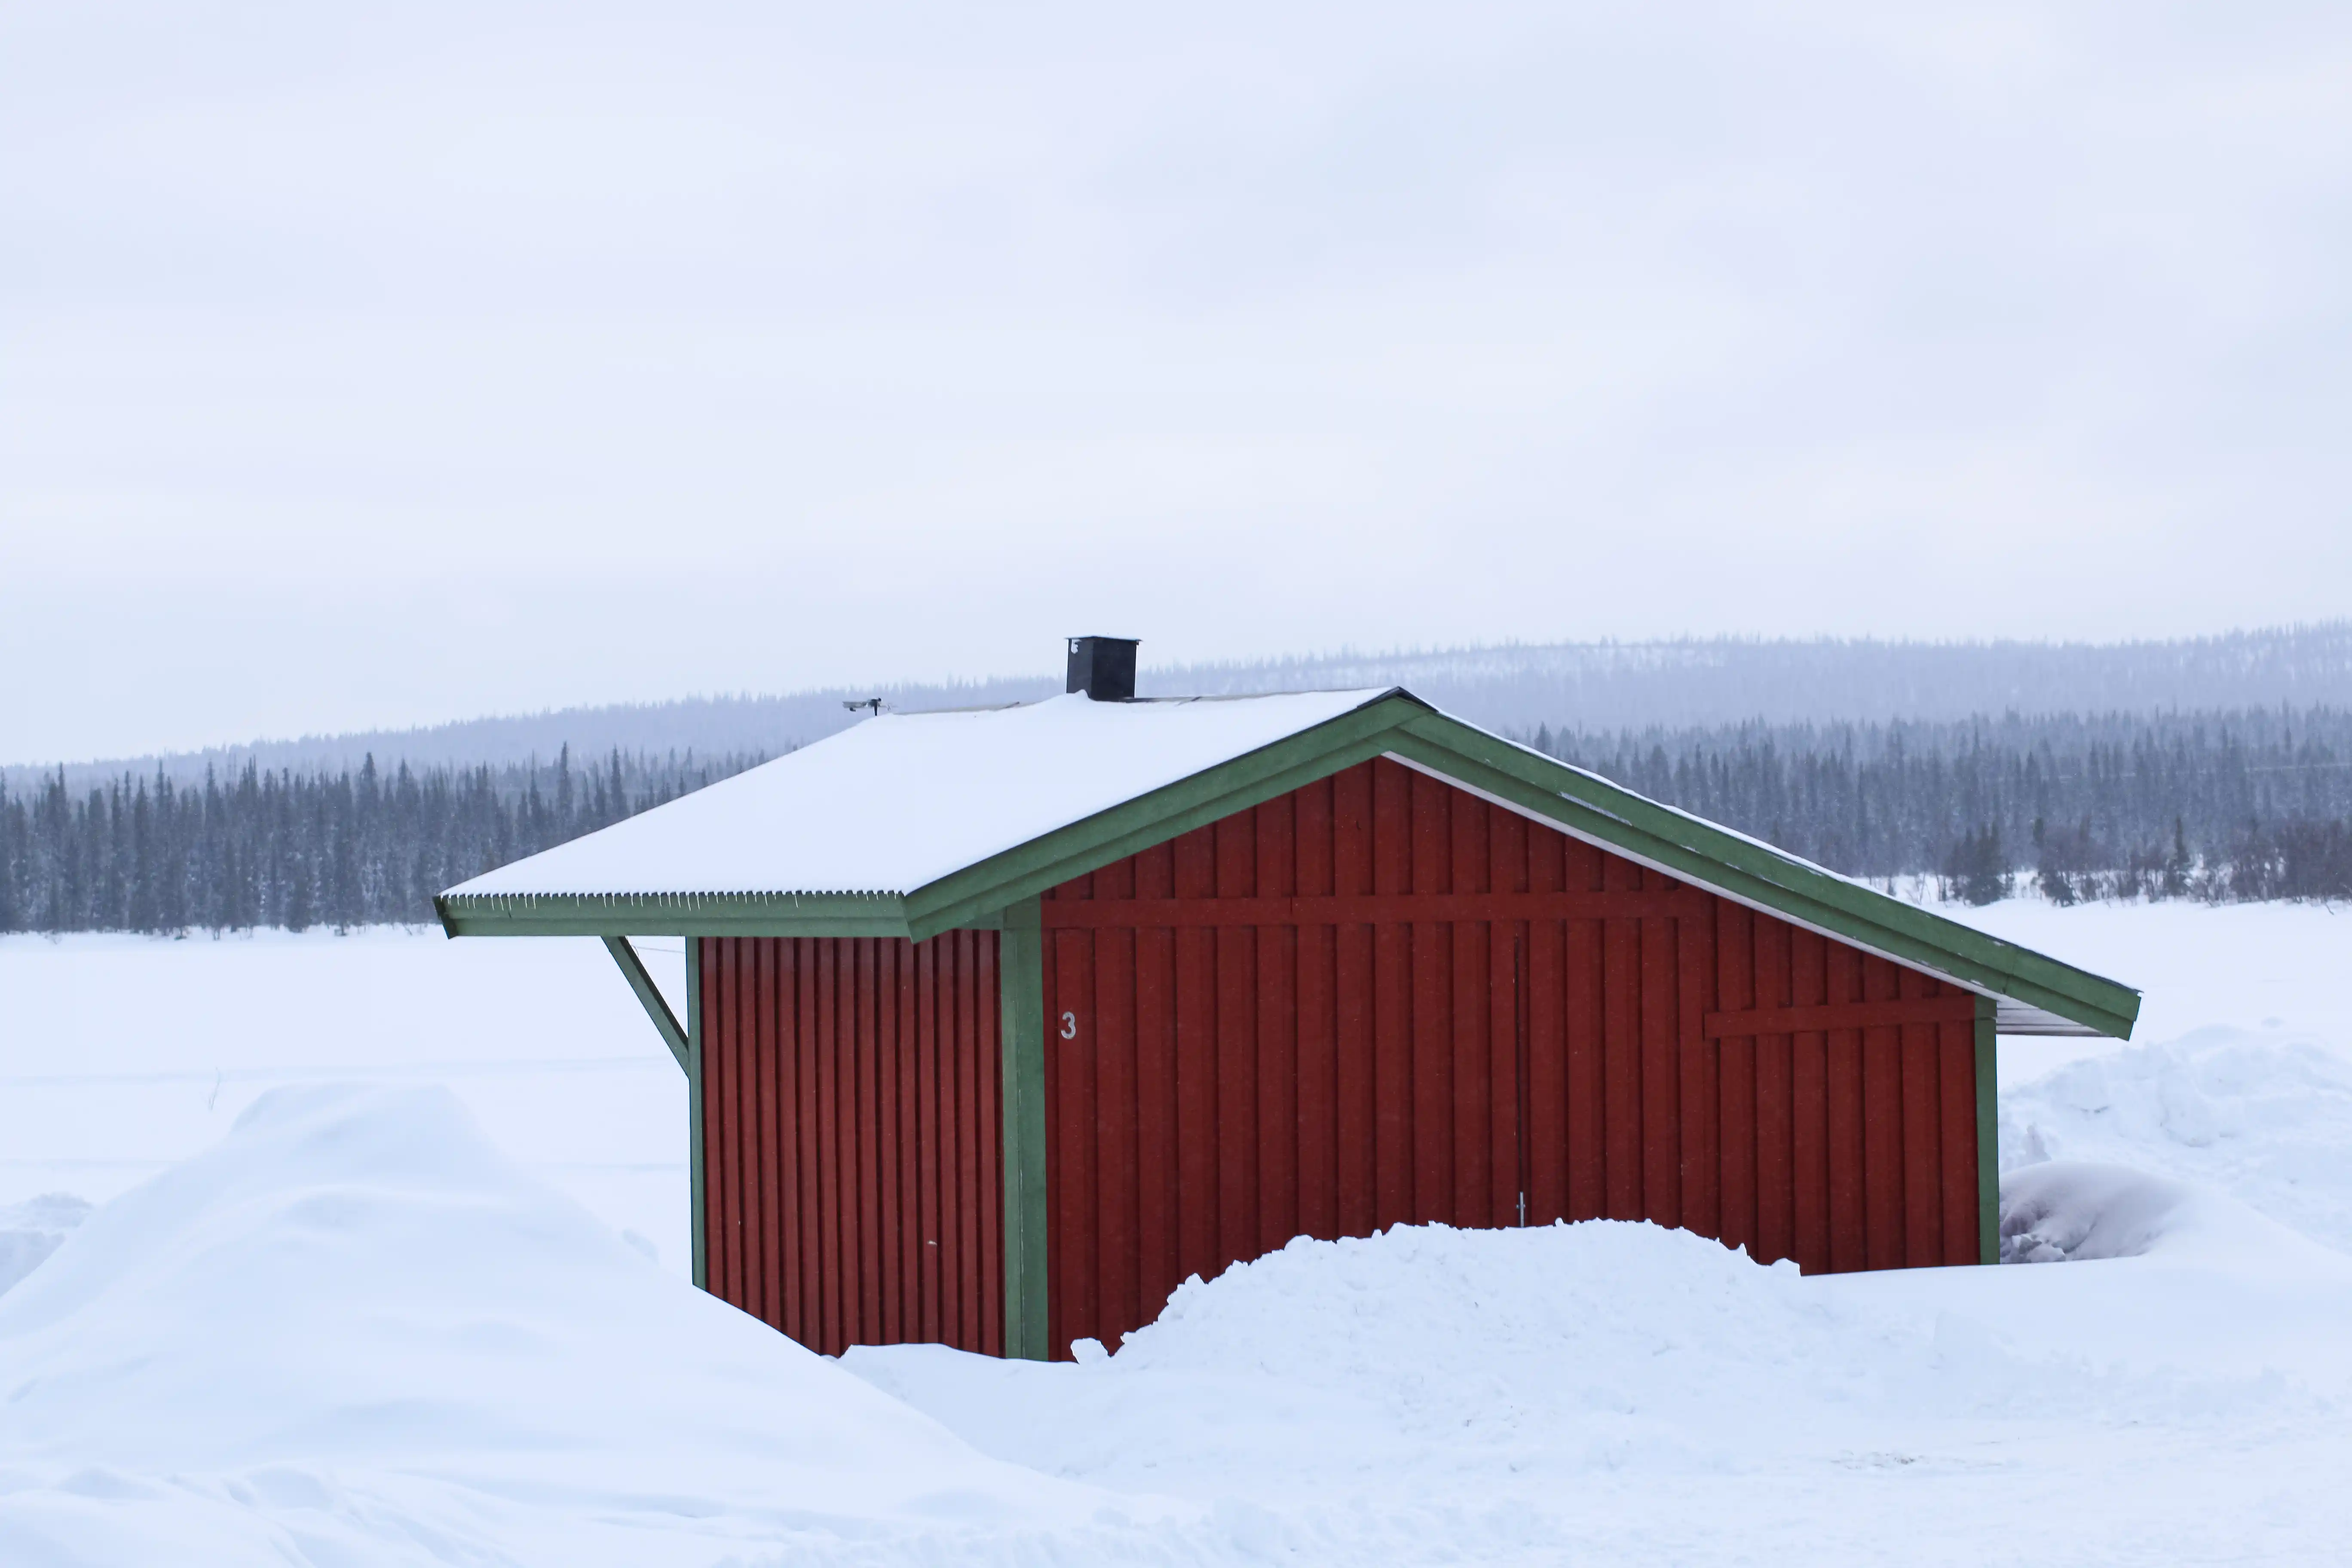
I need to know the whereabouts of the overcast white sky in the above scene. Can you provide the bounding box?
[3,1,2348,763]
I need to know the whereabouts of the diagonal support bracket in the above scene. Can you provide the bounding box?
[602,934,689,1074]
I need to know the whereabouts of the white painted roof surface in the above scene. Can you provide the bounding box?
[447,689,1400,899]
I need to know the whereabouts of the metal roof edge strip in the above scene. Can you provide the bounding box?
[433,889,916,939]
[1386,714,2140,1040]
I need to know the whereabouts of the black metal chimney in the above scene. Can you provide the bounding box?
[1065,636,1139,701]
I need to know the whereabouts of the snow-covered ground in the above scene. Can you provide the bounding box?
[0,928,695,1277]
[1,900,2348,1564]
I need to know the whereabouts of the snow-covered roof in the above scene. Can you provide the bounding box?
[447,689,1400,899]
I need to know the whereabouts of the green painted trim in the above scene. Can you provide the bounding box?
[686,936,707,1293]
[442,687,2140,1052]
[903,697,1426,940]
[601,935,689,1073]
[435,891,911,940]
[1386,716,2142,1041]
[1976,995,1999,1267]
[999,897,1049,1360]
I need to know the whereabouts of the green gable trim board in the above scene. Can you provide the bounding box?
[903,697,1426,939]
[1380,713,2140,1040]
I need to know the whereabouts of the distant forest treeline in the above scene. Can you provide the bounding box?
[5,709,2351,935]
[1534,706,2352,906]
[14,621,2352,796]
[0,747,769,934]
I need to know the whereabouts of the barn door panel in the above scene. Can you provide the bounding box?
[1034,756,1991,1363]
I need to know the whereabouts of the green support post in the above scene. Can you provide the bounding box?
[1976,994,1999,1265]
[600,934,689,1072]
[686,935,707,1292]
[999,897,1050,1360]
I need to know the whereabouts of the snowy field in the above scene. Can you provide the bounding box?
[2,901,2349,1564]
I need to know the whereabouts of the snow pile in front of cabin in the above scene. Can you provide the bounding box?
[0,1083,1175,1567]
[843,1024,2352,1565]
[847,1201,2352,1565]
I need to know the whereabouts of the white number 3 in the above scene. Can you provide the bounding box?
[1060,1011,1078,1040]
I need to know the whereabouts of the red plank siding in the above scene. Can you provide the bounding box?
[698,756,1985,1365]
[697,931,1001,1358]
[1038,757,1984,1361]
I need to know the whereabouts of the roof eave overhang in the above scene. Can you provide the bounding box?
[433,890,921,940]
[435,690,2141,1042]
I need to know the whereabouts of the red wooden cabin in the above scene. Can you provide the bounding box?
[441,640,2139,1362]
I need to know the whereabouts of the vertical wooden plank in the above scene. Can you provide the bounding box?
[1295,776,1339,1242]
[958,930,987,1351]
[1754,917,1794,1266]
[757,939,784,1329]
[858,939,884,1343]
[1899,968,1944,1268]
[1173,827,1219,1287]
[1215,815,1259,1271]
[1450,913,1490,1228]
[837,941,863,1351]
[774,942,797,1340]
[915,936,941,1342]
[1640,905,1681,1230]
[1038,913,1063,1361]
[1407,769,1454,1226]
[1256,798,1300,1256]
[1676,899,1718,1243]
[1938,1009,1980,1267]
[1600,853,1643,1221]
[1054,925,1098,1356]
[1861,956,1904,1271]
[1372,760,1414,1232]
[1490,810,1528,1228]
[813,937,842,1351]
[1564,839,1607,1222]
[715,938,743,1308]
[1824,941,1867,1274]
[896,940,920,1341]
[933,934,961,1350]
[1715,903,1757,1256]
[1334,763,1378,1237]
[978,928,1005,1359]
[1098,903,1142,1345]
[1525,823,1568,1226]
[1134,917,1179,1328]
[1788,929,1830,1276]
[736,939,765,1325]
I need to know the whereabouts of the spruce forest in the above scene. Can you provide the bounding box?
[0,747,767,934]
[4,705,2351,934]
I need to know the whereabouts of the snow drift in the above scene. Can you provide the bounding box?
[0,1083,1145,1567]
[2000,1025,2352,1253]
[0,1194,88,1298]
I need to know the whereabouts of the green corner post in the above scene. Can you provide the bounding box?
[686,935,707,1292]
[999,897,1050,1360]
[1975,993,1999,1265]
